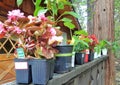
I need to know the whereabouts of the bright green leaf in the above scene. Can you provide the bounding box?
[61,18,72,22]
[35,0,42,7]
[38,9,48,16]
[79,40,89,47]
[51,3,58,15]
[64,11,79,18]
[83,38,92,43]
[58,2,64,9]
[64,22,75,29]
[74,30,88,36]
[34,7,47,16]
[17,0,23,7]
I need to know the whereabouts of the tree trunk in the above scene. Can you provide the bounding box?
[87,0,115,85]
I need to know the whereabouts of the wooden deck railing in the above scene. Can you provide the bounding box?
[2,56,108,85]
[48,56,108,85]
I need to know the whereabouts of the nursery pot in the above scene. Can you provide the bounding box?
[84,49,89,63]
[75,52,85,65]
[31,59,55,85]
[14,58,32,84]
[84,54,88,63]
[88,51,94,62]
[94,52,101,59]
[101,48,108,55]
[54,45,73,74]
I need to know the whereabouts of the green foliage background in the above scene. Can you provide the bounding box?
[114,0,120,58]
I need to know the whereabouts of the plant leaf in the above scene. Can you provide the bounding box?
[17,0,23,7]
[83,38,92,43]
[64,11,79,18]
[94,45,101,54]
[61,18,72,22]
[74,30,88,36]
[64,22,75,29]
[35,0,42,7]
[34,7,47,16]
[58,2,64,9]
[79,40,89,47]
[51,3,58,15]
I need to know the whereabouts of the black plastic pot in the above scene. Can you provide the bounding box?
[55,45,73,53]
[14,58,32,84]
[31,59,55,85]
[49,59,55,79]
[88,52,94,62]
[54,57,72,73]
[54,45,73,74]
[75,53,85,65]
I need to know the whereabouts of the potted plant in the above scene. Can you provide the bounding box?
[0,9,32,84]
[94,39,111,58]
[0,9,63,84]
[72,30,91,65]
[97,40,111,56]
[88,34,99,59]
[17,0,79,74]
[31,0,79,73]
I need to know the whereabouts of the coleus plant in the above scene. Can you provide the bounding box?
[0,9,63,59]
[88,34,99,52]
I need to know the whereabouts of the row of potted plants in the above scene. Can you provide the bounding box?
[0,0,117,84]
[0,0,78,84]
[0,9,107,84]
[70,30,109,65]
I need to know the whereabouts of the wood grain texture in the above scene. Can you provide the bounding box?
[0,56,15,84]
[87,0,115,85]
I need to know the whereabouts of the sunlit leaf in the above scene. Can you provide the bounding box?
[61,18,72,22]
[58,2,64,9]
[34,7,47,16]
[64,11,79,18]
[64,22,75,29]
[51,3,58,15]
[74,30,88,36]
[35,0,42,7]
[17,0,23,7]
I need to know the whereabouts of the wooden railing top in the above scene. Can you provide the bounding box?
[47,56,108,85]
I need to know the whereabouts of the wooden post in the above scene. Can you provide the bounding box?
[87,0,115,85]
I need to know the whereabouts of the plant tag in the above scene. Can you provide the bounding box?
[71,52,75,67]
[15,62,28,69]
[86,49,90,54]
[82,54,84,58]
[16,48,25,58]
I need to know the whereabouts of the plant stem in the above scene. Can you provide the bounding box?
[55,13,65,23]
[70,29,73,39]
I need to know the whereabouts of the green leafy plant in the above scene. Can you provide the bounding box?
[17,0,79,39]
[111,41,120,53]
[72,30,91,53]
[94,40,111,54]
[99,40,111,49]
